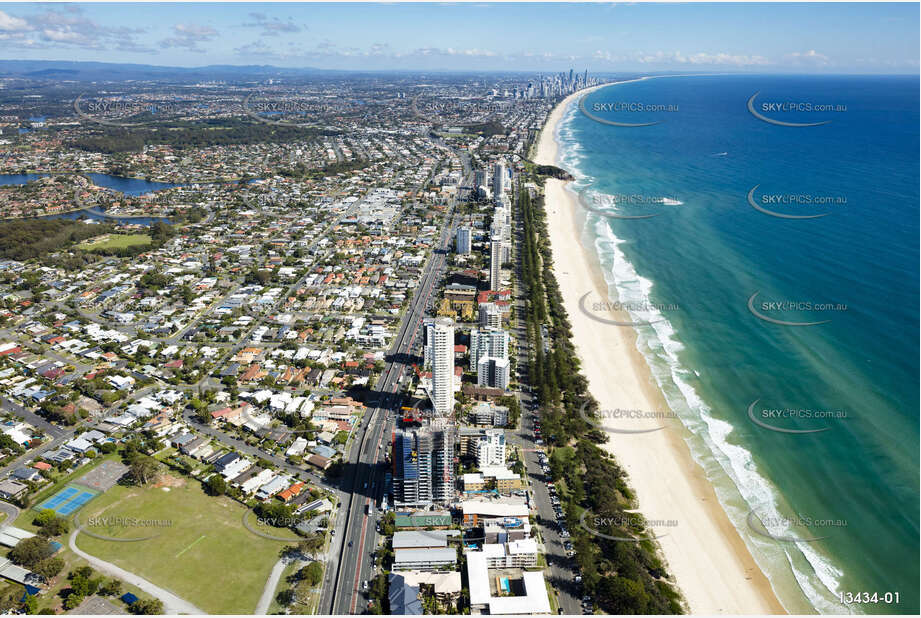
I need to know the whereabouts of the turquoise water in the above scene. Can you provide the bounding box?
[555,75,918,614]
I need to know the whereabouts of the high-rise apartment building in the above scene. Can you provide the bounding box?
[430,317,456,415]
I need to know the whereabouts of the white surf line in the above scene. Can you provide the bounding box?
[69,528,206,615]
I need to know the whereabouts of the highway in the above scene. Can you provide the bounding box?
[320,204,458,615]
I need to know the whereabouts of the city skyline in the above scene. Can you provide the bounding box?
[0,2,917,74]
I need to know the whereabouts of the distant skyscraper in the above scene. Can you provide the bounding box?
[430,317,455,415]
[456,226,472,254]
[489,235,502,290]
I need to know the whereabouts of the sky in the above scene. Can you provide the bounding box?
[0,2,917,74]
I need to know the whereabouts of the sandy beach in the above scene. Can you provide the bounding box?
[534,86,785,614]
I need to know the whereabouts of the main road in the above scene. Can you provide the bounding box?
[319,208,460,616]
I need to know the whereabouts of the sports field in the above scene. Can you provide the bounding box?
[78,233,151,251]
[74,476,297,614]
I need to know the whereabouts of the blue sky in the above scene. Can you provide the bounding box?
[0,2,917,73]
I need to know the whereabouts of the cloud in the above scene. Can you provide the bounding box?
[0,10,28,32]
[159,23,218,52]
[242,12,302,36]
[631,50,770,66]
[0,6,148,51]
[410,47,498,58]
[785,49,830,65]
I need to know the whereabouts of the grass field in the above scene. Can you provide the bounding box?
[73,476,298,614]
[78,233,151,251]
[7,455,164,614]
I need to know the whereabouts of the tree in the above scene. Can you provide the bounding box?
[34,510,69,538]
[301,561,324,586]
[128,455,159,485]
[276,588,295,607]
[22,594,37,615]
[9,537,55,569]
[130,599,164,615]
[297,534,325,556]
[597,576,650,615]
[62,593,83,611]
[32,557,65,580]
[99,578,122,597]
[203,474,227,496]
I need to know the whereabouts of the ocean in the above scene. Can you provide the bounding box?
[553,74,919,614]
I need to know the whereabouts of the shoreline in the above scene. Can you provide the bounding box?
[534,85,786,614]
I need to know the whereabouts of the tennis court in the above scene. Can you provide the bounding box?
[35,485,98,516]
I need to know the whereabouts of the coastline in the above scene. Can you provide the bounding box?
[534,86,786,614]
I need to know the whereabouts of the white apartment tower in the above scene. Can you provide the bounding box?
[469,328,509,368]
[430,317,456,415]
[476,429,507,467]
[456,226,472,254]
[477,356,510,390]
[489,235,502,291]
[493,159,507,197]
[478,303,503,329]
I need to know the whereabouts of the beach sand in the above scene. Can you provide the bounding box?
[534,87,785,614]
